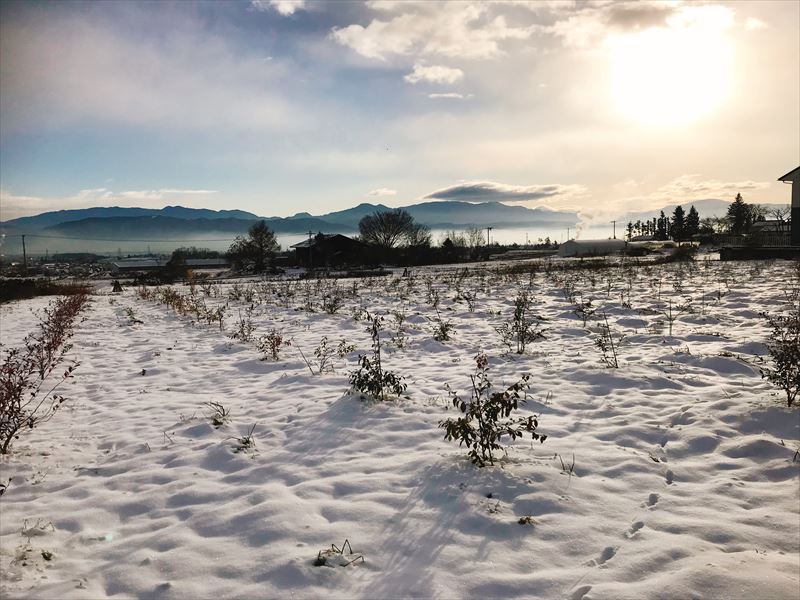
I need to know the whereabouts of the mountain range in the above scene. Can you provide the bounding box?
[0,201,578,255]
[2,201,578,234]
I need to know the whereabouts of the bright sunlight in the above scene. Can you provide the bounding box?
[609,8,733,127]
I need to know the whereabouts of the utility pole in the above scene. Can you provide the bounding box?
[486,226,493,246]
[307,230,313,271]
[611,220,617,239]
[21,235,27,275]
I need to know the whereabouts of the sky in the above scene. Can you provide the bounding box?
[0,0,798,223]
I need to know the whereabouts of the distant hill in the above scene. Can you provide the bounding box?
[44,215,347,238]
[2,200,580,237]
[3,205,262,231]
[311,203,394,227]
[402,201,576,228]
[310,201,577,229]
[619,198,788,224]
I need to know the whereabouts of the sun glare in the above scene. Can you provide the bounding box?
[609,15,733,127]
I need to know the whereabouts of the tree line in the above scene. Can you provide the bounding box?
[626,194,790,242]
[216,209,513,272]
[169,194,790,273]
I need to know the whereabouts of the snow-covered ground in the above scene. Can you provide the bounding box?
[1,258,798,599]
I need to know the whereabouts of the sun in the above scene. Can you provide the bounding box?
[609,17,733,127]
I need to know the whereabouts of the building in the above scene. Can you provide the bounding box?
[291,233,365,268]
[112,258,165,273]
[558,239,627,258]
[111,256,229,274]
[749,220,790,234]
[185,258,230,269]
[778,166,800,246]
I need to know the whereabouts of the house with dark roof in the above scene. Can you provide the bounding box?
[291,233,365,268]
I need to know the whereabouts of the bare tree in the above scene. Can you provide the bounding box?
[466,227,484,249]
[440,230,467,247]
[407,222,432,247]
[359,209,421,248]
[769,205,791,222]
[227,221,279,272]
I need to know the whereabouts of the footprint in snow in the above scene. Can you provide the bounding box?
[665,469,674,485]
[646,492,659,507]
[585,546,618,567]
[570,585,592,600]
[596,546,617,565]
[625,521,644,538]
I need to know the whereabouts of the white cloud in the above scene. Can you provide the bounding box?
[331,3,533,61]
[745,17,767,31]
[424,180,587,203]
[547,1,735,49]
[367,188,398,197]
[251,0,307,16]
[404,63,464,85]
[428,93,472,99]
[656,174,770,199]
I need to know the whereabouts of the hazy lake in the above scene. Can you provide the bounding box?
[5,225,619,258]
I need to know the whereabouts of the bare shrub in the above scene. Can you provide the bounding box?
[1,294,89,454]
[595,312,623,368]
[495,291,545,354]
[256,330,290,362]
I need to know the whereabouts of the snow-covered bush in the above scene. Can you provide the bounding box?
[349,314,406,401]
[760,305,800,407]
[439,353,546,467]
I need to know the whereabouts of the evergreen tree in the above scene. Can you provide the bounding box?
[656,211,668,240]
[685,205,700,238]
[671,205,686,241]
[727,193,751,234]
[626,221,634,241]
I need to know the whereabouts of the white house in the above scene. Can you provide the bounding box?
[558,239,627,257]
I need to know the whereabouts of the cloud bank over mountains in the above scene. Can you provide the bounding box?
[424,181,587,204]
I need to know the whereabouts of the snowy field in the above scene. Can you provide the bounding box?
[1,257,799,599]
